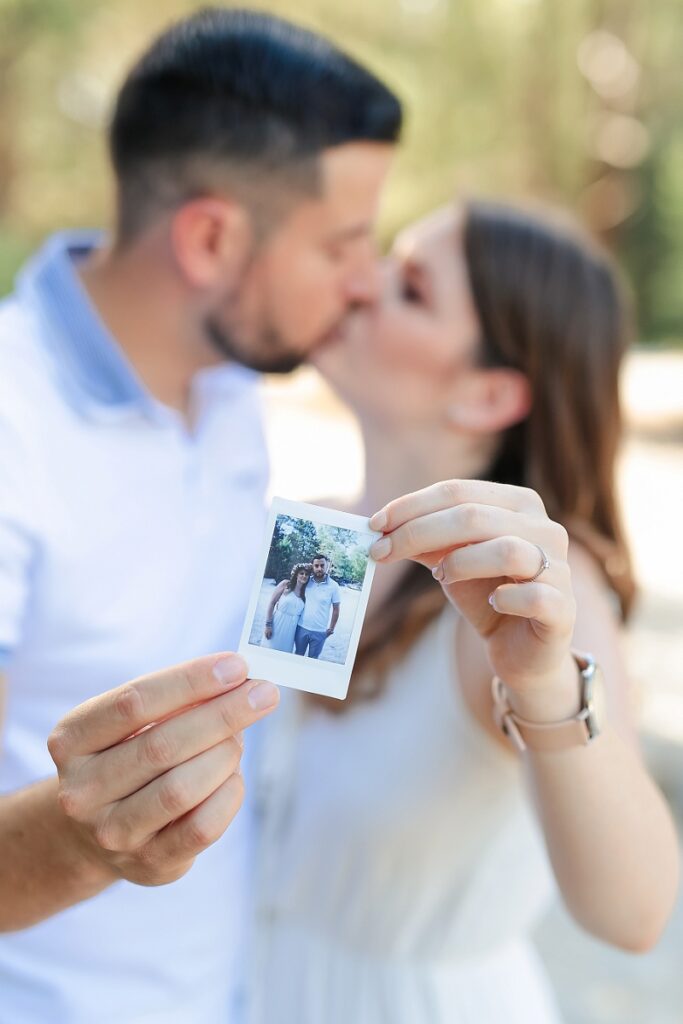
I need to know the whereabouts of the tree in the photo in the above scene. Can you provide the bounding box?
[264,515,319,582]
[264,517,369,588]
[317,525,369,587]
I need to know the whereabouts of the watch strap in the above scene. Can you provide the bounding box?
[491,653,596,754]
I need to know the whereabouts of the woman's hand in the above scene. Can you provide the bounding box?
[264,581,287,641]
[369,480,577,697]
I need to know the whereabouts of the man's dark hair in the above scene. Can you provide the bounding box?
[312,554,328,563]
[109,7,402,241]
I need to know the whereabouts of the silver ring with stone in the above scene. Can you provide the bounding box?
[515,543,550,584]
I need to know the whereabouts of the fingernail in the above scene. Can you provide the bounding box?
[247,681,280,711]
[371,536,392,560]
[235,730,245,750]
[213,655,248,687]
[432,562,445,582]
[488,591,498,611]
[369,509,388,531]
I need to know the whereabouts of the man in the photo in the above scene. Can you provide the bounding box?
[294,555,341,658]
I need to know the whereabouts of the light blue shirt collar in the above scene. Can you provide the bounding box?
[16,230,156,415]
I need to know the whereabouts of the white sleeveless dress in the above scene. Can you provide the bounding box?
[261,589,305,653]
[248,607,563,1023]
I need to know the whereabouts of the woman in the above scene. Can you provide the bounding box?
[262,564,310,653]
[248,201,679,1022]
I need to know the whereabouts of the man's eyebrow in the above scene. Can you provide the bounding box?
[324,222,374,245]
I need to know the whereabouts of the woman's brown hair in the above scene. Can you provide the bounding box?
[318,198,636,712]
[285,563,311,599]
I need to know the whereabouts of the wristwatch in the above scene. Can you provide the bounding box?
[491,651,607,754]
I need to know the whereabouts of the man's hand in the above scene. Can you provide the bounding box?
[327,603,340,638]
[47,653,279,888]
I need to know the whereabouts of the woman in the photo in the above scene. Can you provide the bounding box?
[249,200,679,1023]
[262,564,311,653]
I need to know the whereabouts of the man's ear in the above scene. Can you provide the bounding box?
[170,197,253,290]
[446,367,531,433]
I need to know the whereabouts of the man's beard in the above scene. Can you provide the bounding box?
[205,316,308,376]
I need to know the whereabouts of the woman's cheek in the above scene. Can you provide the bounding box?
[374,309,418,359]
[376,312,440,371]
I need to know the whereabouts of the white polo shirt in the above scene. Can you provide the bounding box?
[299,576,341,632]
[0,232,269,1023]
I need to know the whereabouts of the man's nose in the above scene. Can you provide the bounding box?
[343,246,382,307]
[379,257,397,302]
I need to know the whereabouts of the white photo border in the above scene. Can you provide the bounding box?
[238,496,381,700]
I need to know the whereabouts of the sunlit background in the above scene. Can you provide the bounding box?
[2,1,682,1020]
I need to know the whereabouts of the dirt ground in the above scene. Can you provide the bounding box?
[260,348,683,1023]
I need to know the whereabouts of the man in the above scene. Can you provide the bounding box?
[294,554,341,659]
[0,8,401,1022]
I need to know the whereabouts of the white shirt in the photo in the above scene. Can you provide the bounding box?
[299,575,341,631]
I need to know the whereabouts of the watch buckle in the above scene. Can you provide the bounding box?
[500,711,528,754]
[491,677,528,754]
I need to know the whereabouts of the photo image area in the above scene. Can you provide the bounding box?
[239,498,378,700]
[248,513,371,665]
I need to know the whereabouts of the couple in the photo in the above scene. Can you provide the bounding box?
[263,555,341,659]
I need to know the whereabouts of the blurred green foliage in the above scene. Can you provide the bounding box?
[1,0,681,342]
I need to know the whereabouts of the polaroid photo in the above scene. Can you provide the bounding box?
[238,497,380,700]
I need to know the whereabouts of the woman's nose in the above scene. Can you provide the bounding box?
[344,263,382,307]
